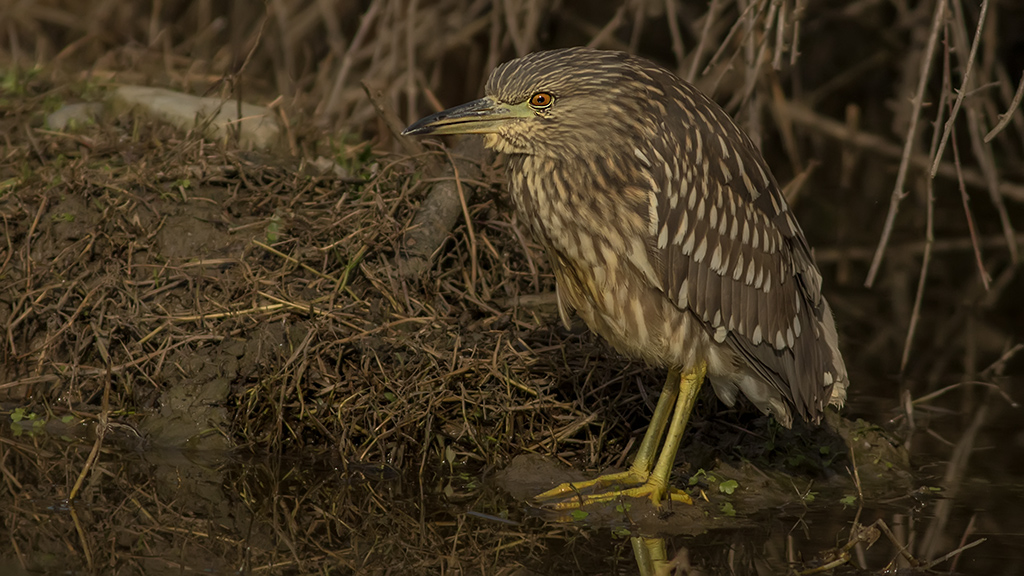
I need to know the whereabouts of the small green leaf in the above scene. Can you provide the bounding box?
[383,391,397,403]
[720,502,736,516]
[265,215,281,244]
[570,510,589,521]
[803,491,817,503]
[718,480,738,495]
[612,527,632,539]
[615,502,631,513]
[61,415,75,424]
[840,495,857,506]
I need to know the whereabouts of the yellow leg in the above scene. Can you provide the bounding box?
[627,367,680,478]
[534,368,679,501]
[632,536,669,576]
[533,361,707,509]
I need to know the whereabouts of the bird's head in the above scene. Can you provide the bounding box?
[403,48,653,158]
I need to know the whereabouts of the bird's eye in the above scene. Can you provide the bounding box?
[529,92,554,109]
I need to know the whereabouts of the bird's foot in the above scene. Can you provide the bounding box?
[533,469,693,510]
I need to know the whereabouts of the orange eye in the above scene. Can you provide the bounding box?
[529,92,554,109]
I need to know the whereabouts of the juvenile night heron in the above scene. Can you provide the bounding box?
[404,47,848,508]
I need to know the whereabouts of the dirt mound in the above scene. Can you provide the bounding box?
[0,85,654,475]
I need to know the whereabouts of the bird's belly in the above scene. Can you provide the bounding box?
[510,168,716,372]
[511,174,779,416]
[555,258,778,418]
[552,256,713,372]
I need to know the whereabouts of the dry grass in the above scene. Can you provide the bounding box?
[0,0,1021,573]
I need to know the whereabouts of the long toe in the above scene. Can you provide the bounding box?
[534,471,693,510]
[533,469,649,505]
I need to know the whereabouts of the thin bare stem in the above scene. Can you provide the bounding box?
[443,146,479,298]
[930,0,990,177]
[779,100,1024,202]
[865,0,946,288]
[687,0,724,83]
[322,0,382,120]
[984,73,1024,142]
[951,122,991,289]
[902,29,951,373]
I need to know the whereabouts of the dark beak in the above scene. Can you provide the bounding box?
[402,96,528,136]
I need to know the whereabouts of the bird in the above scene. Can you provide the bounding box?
[403,47,848,509]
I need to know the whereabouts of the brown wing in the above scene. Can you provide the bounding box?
[635,67,842,422]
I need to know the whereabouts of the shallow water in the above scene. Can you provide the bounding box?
[1,411,1019,576]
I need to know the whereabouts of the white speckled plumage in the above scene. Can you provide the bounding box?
[477,47,847,426]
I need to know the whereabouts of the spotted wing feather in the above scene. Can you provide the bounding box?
[634,63,844,423]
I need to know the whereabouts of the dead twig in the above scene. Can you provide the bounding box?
[930,0,990,175]
[779,100,1024,202]
[362,79,424,159]
[865,0,946,288]
[393,137,489,278]
[984,73,1024,142]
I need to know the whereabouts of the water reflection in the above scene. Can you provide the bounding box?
[0,417,1014,575]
